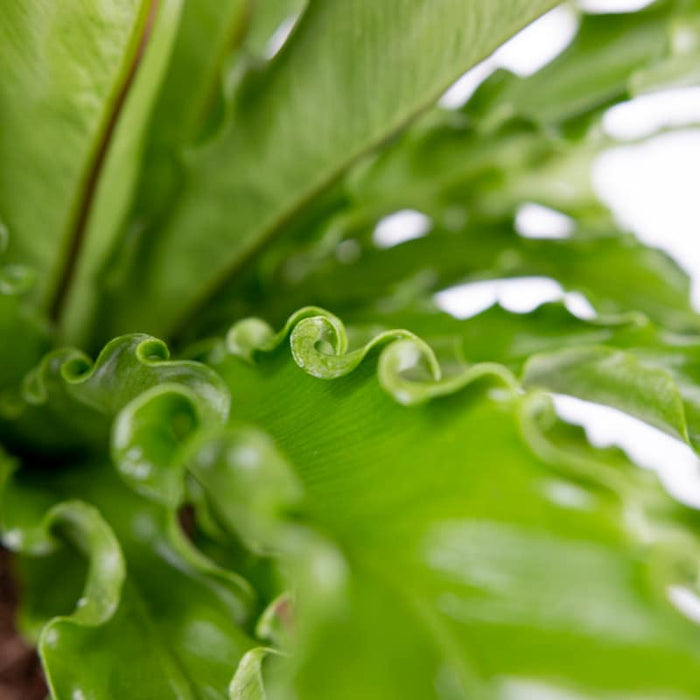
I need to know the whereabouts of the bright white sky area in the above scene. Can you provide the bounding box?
[381,2,700,506]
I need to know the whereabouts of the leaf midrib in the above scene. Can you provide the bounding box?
[48,0,161,324]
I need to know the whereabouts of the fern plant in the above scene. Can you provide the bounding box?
[2,1,700,697]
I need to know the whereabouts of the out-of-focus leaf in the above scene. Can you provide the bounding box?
[521,322,700,453]
[0,334,229,453]
[359,302,700,456]
[388,301,700,455]
[631,2,700,94]
[526,344,696,445]
[229,647,277,700]
[57,0,184,344]
[469,1,689,131]
[346,121,602,225]
[101,0,559,339]
[127,0,250,233]
[168,122,602,342]
[197,309,700,698]
[342,1,700,232]
[0,226,50,392]
[350,302,627,370]
[148,0,250,150]
[252,225,696,332]
[0,0,151,304]
[0,451,255,699]
[175,3,700,343]
[59,0,259,346]
[244,0,307,58]
[313,1,700,246]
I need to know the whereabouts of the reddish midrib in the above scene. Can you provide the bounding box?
[49,0,161,323]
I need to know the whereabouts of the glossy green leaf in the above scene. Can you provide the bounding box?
[148,0,250,150]
[0,451,256,699]
[251,225,697,333]
[56,0,184,344]
[522,324,700,452]
[58,0,260,345]
[356,302,700,455]
[5,3,700,699]
[201,309,700,698]
[229,647,274,700]
[0,333,229,452]
[244,0,307,59]
[409,300,700,455]
[8,300,700,697]
[0,0,150,304]
[101,0,559,338]
[177,0,700,343]
[0,227,50,393]
[468,0,692,131]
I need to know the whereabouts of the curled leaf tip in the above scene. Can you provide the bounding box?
[5,332,231,451]
[226,318,277,362]
[226,307,519,405]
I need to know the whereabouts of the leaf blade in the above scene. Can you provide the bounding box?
[103,0,559,337]
[204,309,700,698]
[0,0,151,305]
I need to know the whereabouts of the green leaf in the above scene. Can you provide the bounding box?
[0,452,256,699]
[521,323,700,452]
[56,0,185,343]
[229,647,275,700]
[147,0,250,150]
[0,333,229,453]
[350,1,700,225]
[5,4,700,698]
[244,0,307,59]
[344,119,602,225]
[100,0,559,339]
[382,300,700,455]
[58,0,257,345]
[9,303,700,696]
[631,1,700,94]
[250,225,697,333]
[358,302,700,455]
[201,309,700,697]
[0,227,50,393]
[176,0,700,343]
[0,0,151,305]
[468,1,686,131]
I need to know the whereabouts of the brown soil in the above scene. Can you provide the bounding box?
[0,548,46,700]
